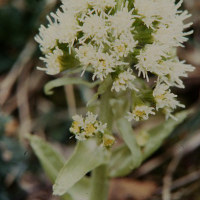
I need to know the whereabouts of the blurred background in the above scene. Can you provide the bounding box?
[0,0,200,200]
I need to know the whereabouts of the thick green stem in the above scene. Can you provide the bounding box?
[89,88,113,200]
[89,165,109,200]
[99,87,113,130]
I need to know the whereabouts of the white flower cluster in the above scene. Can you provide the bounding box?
[35,0,194,121]
[111,69,138,92]
[129,0,195,120]
[70,112,107,140]
[35,0,138,89]
[70,112,114,147]
[135,0,195,84]
[153,82,185,120]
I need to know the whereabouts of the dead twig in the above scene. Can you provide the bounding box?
[64,85,77,117]
[162,155,182,200]
[157,169,200,196]
[0,39,36,106]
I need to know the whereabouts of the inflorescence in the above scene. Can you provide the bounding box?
[35,0,195,142]
[70,112,115,147]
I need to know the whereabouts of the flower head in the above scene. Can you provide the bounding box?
[111,34,138,59]
[92,51,126,81]
[79,12,109,47]
[159,59,195,88]
[126,105,155,122]
[38,48,63,75]
[109,2,136,37]
[34,16,59,53]
[35,0,195,121]
[51,9,79,52]
[153,82,185,119]
[70,112,107,141]
[135,44,168,81]
[101,134,115,148]
[111,69,138,92]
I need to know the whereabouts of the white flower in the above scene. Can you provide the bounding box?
[72,114,84,126]
[89,0,116,12]
[34,16,59,53]
[79,12,109,48]
[51,9,79,53]
[111,34,138,59]
[158,0,189,25]
[38,48,63,75]
[159,59,195,88]
[134,0,192,34]
[153,24,180,47]
[153,82,185,111]
[111,68,138,92]
[135,43,168,81]
[162,107,179,121]
[70,112,107,141]
[85,112,98,124]
[92,51,126,81]
[74,133,87,141]
[96,121,107,133]
[76,45,128,80]
[153,14,193,47]
[75,44,97,75]
[109,2,136,37]
[126,105,155,121]
[62,0,89,15]
[134,0,161,29]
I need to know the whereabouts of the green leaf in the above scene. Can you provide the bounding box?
[109,98,142,176]
[69,178,90,200]
[87,76,112,106]
[28,134,65,182]
[27,134,72,200]
[53,139,110,196]
[27,135,91,200]
[108,111,188,178]
[116,117,142,169]
[142,111,188,160]
[44,77,100,95]
[108,144,132,177]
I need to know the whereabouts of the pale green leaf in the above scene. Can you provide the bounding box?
[44,77,100,95]
[53,139,110,196]
[108,111,188,178]
[116,118,142,169]
[28,134,65,182]
[142,111,187,160]
[27,135,72,200]
[108,144,132,177]
[27,134,91,200]
[69,178,90,200]
[110,98,142,174]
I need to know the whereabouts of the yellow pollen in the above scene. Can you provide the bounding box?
[135,110,146,117]
[156,94,165,100]
[104,138,115,147]
[71,121,81,133]
[99,59,106,67]
[85,123,96,135]
[117,45,125,53]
